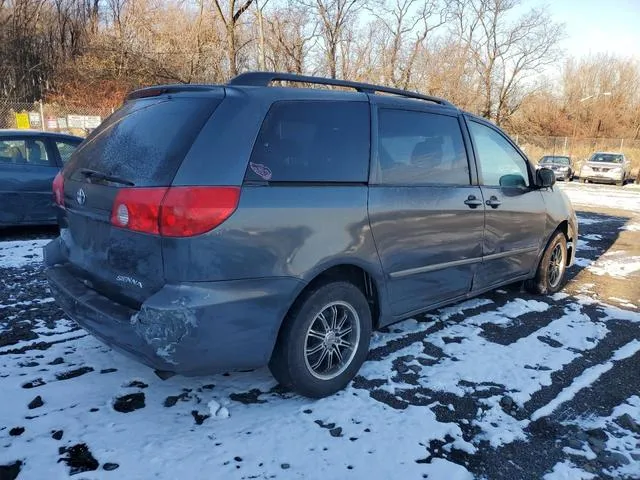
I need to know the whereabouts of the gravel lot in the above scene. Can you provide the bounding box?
[1,182,639,480]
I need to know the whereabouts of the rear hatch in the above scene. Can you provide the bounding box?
[57,90,223,308]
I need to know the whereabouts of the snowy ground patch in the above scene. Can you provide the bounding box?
[2,186,640,479]
[559,183,640,212]
[585,252,640,279]
[0,239,50,269]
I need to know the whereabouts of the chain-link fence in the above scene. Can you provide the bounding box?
[514,135,640,174]
[0,101,113,138]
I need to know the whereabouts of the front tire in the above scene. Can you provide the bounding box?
[526,230,568,295]
[269,281,372,398]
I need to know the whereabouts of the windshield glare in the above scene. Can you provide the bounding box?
[540,156,570,165]
[590,153,623,163]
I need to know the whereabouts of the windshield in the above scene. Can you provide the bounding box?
[540,156,570,165]
[590,153,623,163]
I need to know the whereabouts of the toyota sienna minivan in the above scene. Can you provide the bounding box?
[45,72,578,398]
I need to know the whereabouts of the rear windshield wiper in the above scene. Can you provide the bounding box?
[79,168,135,186]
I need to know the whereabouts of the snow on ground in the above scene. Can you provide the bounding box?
[0,240,50,269]
[1,184,640,479]
[559,182,640,212]
[551,395,640,480]
[1,284,639,479]
[585,252,640,278]
[621,222,640,232]
[530,340,640,421]
[543,461,596,480]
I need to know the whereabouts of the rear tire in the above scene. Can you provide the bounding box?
[269,281,372,398]
[525,230,568,295]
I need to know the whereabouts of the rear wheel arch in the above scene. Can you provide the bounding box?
[288,263,384,330]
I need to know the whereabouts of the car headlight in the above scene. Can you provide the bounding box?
[610,167,622,174]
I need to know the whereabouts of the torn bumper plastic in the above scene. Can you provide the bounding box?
[44,240,303,375]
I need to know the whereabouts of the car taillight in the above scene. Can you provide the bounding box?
[160,187,240,237]
[110,186,240,237]
[53,172,65,207]
[111,188,167,235]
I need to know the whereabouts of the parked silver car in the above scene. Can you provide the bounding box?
[579,152,632,186]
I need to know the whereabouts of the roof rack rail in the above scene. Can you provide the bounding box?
[228,71,454,107]
[126,84,219,101]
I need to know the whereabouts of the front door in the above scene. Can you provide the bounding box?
[368,106,485,317]
[465,118,546,289]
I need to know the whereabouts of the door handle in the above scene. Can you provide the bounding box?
[464,195,483,208]
[485,196,501,208]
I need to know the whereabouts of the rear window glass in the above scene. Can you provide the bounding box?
[66,96,220,186]
[246,101,370,183]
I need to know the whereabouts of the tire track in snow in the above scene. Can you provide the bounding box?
[531,340,640,421]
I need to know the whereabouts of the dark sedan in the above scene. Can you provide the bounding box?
[0,130,83,227]
[538,155,573,181]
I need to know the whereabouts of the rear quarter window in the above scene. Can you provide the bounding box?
[245,101,370,183]
[65,96,220,186]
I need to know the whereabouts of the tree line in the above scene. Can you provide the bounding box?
[1,0,639,138]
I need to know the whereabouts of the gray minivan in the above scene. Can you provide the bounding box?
[44,72,577,398]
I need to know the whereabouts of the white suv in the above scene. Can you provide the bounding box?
[579,152,632,186]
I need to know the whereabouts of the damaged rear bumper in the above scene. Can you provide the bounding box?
[44,243,303,375]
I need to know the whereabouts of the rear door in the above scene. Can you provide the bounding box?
[0,136,59,225]
[368,104,485,317]
[464,117,546,289]
[59,92,221,306]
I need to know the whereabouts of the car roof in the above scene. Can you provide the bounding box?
[0,129,83,141]
[592,151,624,155]
[126,72,464,114]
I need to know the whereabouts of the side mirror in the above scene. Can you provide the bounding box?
[499,174,527,188]
[537,167,556,188]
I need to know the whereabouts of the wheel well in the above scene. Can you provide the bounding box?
[556,220,572,265]
[296,265,381,328]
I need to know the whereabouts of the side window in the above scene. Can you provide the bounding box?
[0,139,51,166]
[467,121,530,187]
[246,101,369,182]
[376,109,470,185]
[56,140,80,164]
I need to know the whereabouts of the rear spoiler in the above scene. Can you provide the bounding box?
[126,84,223,101]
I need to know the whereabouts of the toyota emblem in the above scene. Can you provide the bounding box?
[76,188,86,205]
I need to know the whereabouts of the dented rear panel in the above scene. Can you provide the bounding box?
[57,91,223,307]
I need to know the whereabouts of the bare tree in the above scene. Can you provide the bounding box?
[368,0,447,89]
[297,0,364,78]
[264,4,316,73]
[213,0,255,76]
[451,0,564,125]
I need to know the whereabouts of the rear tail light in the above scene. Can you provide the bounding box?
[53,172,65,207]
[110,188,167,234]
[160,187,240,237]
[110,186,240,237]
